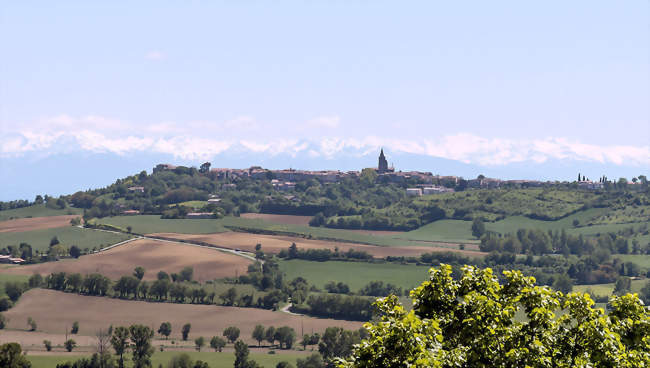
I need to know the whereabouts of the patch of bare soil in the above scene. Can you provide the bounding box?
[0,239,251,282]
[4,289,363,346]
[0,215,79,233]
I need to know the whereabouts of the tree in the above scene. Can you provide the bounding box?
[552,274,573,294]
[158,322,172,339]
[471,218,485,239]
[0,298,11,312]
[133,266,145,280]
[223,326,240,344]
[640,281,650,305]
[157,271,170,281]
[276,362,295,368]
[64,339,76,352]
[194,336,206,351]
[181,323,191,341]
[252,324,265,346]
[111,326,130,368]
[265,326,276,346]
[614,276,632,295]
[275,326,296,349]
[27,317,37,331]
[210,336,226,352]
[50,236,60,246]
[220,287,238,306]
[43,340,52,351]
[0,343,31,368]
[95,327,112,363]
[71,321,79,334]
[28,274,43,288]
[199,162,211,173]
[234,340,250,368]
[129,325,154,368]
[338,264,650,367]
[318,327,360,360]
[0,314,6,329]
[69,245,81,258]
[296,353,324,368]
[4,282,23,302]
[179,267,193,282]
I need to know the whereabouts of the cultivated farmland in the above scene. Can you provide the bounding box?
[0,239,251,282]
[4,289,363,345]
[0,215,80,233]
[149,232,485,258]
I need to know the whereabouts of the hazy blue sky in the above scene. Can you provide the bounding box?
[1,1,648,171]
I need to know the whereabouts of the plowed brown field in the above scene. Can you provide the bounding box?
[0,215,79,233]
[149,232,485,258]
[0,239,251,281]
[3,289,362,345]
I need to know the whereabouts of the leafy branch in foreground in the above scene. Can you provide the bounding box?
[338,264,650,368]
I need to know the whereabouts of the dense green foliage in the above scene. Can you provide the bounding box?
[339,264,650,367]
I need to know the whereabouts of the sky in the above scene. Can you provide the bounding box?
[1,1,649,199]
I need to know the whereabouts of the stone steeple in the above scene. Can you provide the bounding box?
[378,148,389,173]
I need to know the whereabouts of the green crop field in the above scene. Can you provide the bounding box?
[573,279,647,298]
[0,227,132,252]
[414,188,597,222]
[395,220,476,243]
[27,350,309,368]
[278,259,431,291]
[0,205,83,221]
[96,215,229,234]
[613,254,650,269]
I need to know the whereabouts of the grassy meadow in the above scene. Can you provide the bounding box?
[0,226,132,252]
[27,350,309,368]
[0,205,83,221]
[95,215,229,235]
[278,259,431,291]
[573,279,647,298]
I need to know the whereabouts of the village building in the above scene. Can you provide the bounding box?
[406,188,423,197]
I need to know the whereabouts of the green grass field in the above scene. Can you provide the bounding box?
[0,227,132,252]
[27,350,308,368]
[96,215,229,234]
[0,205,83,221]
[485,208,608,235]
[278,259,431,291]
[395,220,476,243]
[614,254,650,269]
[573,279,647,298]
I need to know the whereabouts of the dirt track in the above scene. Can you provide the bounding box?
[0,239,251,282]
[149,232,485,258]
[0,215,79,233]
[3,289,362,346]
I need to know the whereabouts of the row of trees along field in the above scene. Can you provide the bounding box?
[1,264,648,368]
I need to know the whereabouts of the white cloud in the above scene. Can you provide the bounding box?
[145,51,164,60]
[307,115,340,129]
[2,115,649,168]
